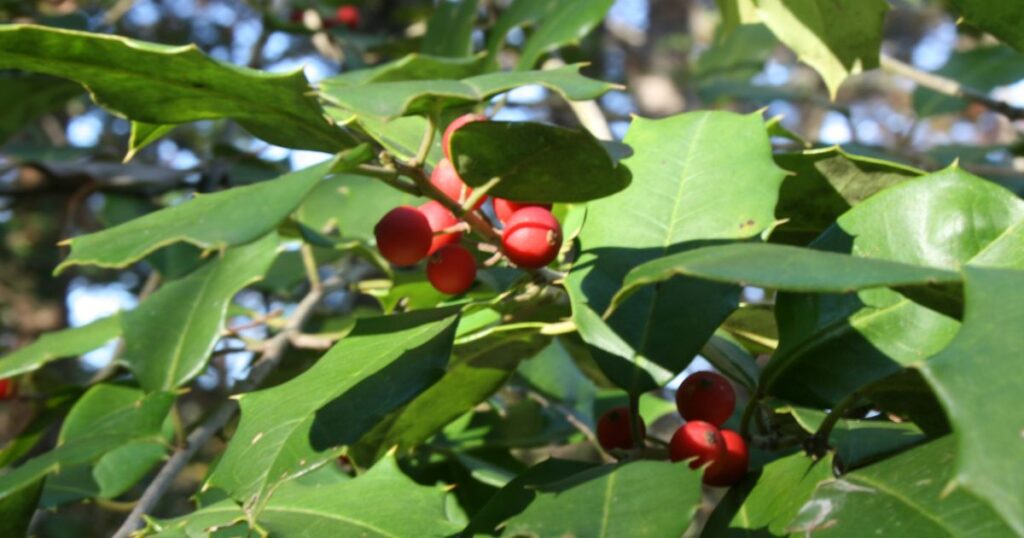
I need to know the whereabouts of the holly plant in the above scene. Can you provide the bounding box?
[1,0,1023,537]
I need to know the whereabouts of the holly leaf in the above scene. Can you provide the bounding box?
[486,0,614,70]
[916,267,1024,534]
[55,161,330,273]
[566,111,787,393]
[423,0,478,58]
[0,315,121,378]
[0,25,350,152]
[754,0,889,98]
[206,308,460,512]
[947,0,1024,52]
[323,54,487,87]
[913,46,1024,117]
[0,74,82,144]
[449,121,631,203]
[121,232,283,391]
[791,437,1018,536]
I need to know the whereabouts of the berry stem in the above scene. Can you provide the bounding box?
[413,112,438,167]
[808,388,866,458]
[460,176,501,212]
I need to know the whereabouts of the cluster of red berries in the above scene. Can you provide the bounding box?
[290,5,360,30]
[596,371,748,487]
[374,114,563,295]
[0,378,16,400]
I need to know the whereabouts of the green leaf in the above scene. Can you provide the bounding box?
[609,243,961,313]
[502,460,704,537]
[0,25,349,152]
[516,0,614,69]
[55,161,330,273]
[350,326,550,465]
[701,335,760,391]
[773,146,922,245]
[0,479,42,538]
[322,54,487,87]
[0,384,173,501]
[125,121,175,162]
[913,46,1024,117]
[947,1,1024,52]
[321,63,615,119]
[790,437,1017,537]
[93,441,167,499]
[486,0,613,70]
[714,0,760,35]
[753,0,889,98]
[0,315,121,378]
[704,452,834,536]
[764,166,1024,406]
[206,308,460,511]
[149,455,461,537]
[0,74,82,144]
[785,406,926,469]
[297,173,422,242]
[355,115,445,165]
[916,267,1024,534]
[566,111,787,393]
[423,0,478,58]
[449,121,630,203]
[122,233,282,391]
[695,24,777,102]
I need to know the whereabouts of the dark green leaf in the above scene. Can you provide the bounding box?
[913,46,1024,117]
[423,0,478,58]
[323,54,487,87]
[206,308,460,511]
[566,111,787,393]
[785,406,926,469]
[55,161,330,273]
[948,1,1024,52]
[125,122,175,162]
[0,25,350,152]
[0,74,81,144]
[449,121,630,202]
[516,0,614,69]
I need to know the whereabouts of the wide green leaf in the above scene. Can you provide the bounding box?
[0,25,349,152]
[322,54,487,87]
[913,46,1024,117]
[55,161,330,273]
[948,0,1024,52]
[610,243,961,314]
[350,327,550,465]
[773,146,922,245]
[0,384,173,501]
[423,0,478,58]
[449,121,631,203]
[790,437,1017,536]
[785,406,926,470]
[205,307,460,512]
[501,460,703,537]
[148,455,461,537]
[754,0,888,97]
[764,166,1024,406]
[916,267,1024,534]
[0,315,120,378]
[566,111,787,393]
[320,64,615,119]
[296,173,422,242]
[122,232,283,391]
[704,452,834,536]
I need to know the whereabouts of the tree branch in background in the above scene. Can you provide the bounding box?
[880,54,1024,122]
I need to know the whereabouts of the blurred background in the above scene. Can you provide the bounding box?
[1,0,1022,535]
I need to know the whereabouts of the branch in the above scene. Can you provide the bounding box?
[880,54,1024,122]
[110,271,354,538]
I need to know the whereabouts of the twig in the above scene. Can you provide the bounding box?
[413,114,437,167]
[526,389,615,463]
[880,54,1024,122]
[110,275,343,538]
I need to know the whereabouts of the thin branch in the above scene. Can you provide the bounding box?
[110,272,350,538]
[526,389,615,463]
[880,54,1024,122]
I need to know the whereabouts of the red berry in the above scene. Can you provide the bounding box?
[335,5,360,29]
[675,371,735,427]
[443,113,486,161]
[426,244,477,295]
[596,407,646,451]
[419,200,461,255]
[374,206,432,266]
[703,429,749,487]
[493,198,552,225]
[669,420,725,469]
[430,158,484,209]
[289,9,304,23]
[501,207,562,268]
[0,378,15,400]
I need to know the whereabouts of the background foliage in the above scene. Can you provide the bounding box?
[1,0,1022,536]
